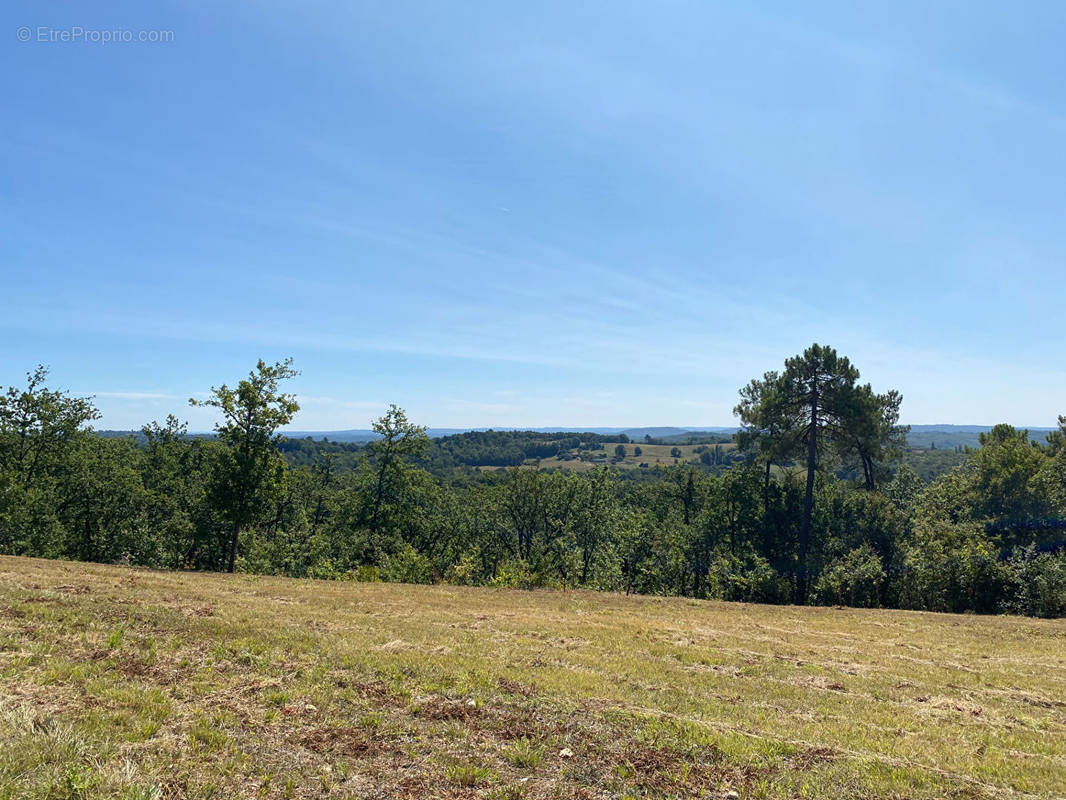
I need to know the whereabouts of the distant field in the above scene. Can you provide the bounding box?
[479,442,735,472]
[2,557,1065,799]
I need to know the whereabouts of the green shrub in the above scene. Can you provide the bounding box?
[306,558,345,580]
[707,550,789,603]
[380,543,435,584]
[488,559,538,590]
[897,520,1006,613]
[346,565,381,582]
[814,544,885,607]
[443,549,483,585]
[1002,546,1066,617]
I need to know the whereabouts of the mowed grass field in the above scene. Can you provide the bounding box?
[1,557,1065,799]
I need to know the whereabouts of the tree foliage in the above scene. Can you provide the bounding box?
[189,359,300,572]
[735,344,909,599]
[2,354,1064,617]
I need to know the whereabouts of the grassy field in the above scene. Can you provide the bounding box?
[2,557,1065,799]
[479,442,736,473]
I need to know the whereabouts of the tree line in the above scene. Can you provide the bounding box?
[2,345,1064,616]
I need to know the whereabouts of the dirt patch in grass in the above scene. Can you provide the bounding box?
[416,696,483,721]
[54,584,92,595]
[297,724,400,758]
[497,676,537,697]
[788,745,838,770]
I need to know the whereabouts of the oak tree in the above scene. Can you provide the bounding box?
[190,359,299,572]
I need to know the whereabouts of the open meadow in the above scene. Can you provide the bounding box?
[477,442,736,472]
[1,556,1064,799]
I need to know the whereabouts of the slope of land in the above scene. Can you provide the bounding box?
[1,557,1064,799]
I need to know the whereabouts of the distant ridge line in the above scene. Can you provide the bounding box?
[97,424,1057,446]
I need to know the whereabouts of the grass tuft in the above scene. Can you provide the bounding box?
[444,763,492,786]
[502,737,544,769]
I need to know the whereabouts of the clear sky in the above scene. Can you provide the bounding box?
[3,1,1064,431]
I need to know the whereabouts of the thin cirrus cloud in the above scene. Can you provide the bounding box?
[3,1,1065,428]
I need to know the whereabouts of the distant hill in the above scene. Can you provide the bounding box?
[100,423,1059,450]
[281,427,631,443]
[282,424,1056,450]
[619,426,737,440]
[904,425,1055,450]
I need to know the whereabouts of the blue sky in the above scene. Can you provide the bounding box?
[3,1,1065,431]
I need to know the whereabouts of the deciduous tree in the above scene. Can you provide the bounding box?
[190,359,299,572]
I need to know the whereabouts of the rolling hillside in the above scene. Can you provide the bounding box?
[2,557,1064,799]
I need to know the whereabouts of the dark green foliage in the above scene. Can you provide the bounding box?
[814,543,886,607]
[419,429,613,472]
[735,344,910,599]
[0,366,103,558]
[901,448,969,482]
[277,437,363,471]
[2,357,1065,617]
[1002,545,1066,617]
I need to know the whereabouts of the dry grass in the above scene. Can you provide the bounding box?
[1,556,1065,799]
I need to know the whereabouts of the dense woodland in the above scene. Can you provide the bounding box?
[2,345,1065,617]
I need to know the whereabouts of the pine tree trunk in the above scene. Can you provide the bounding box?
[862,453,875,491]
[799,386,818,602]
